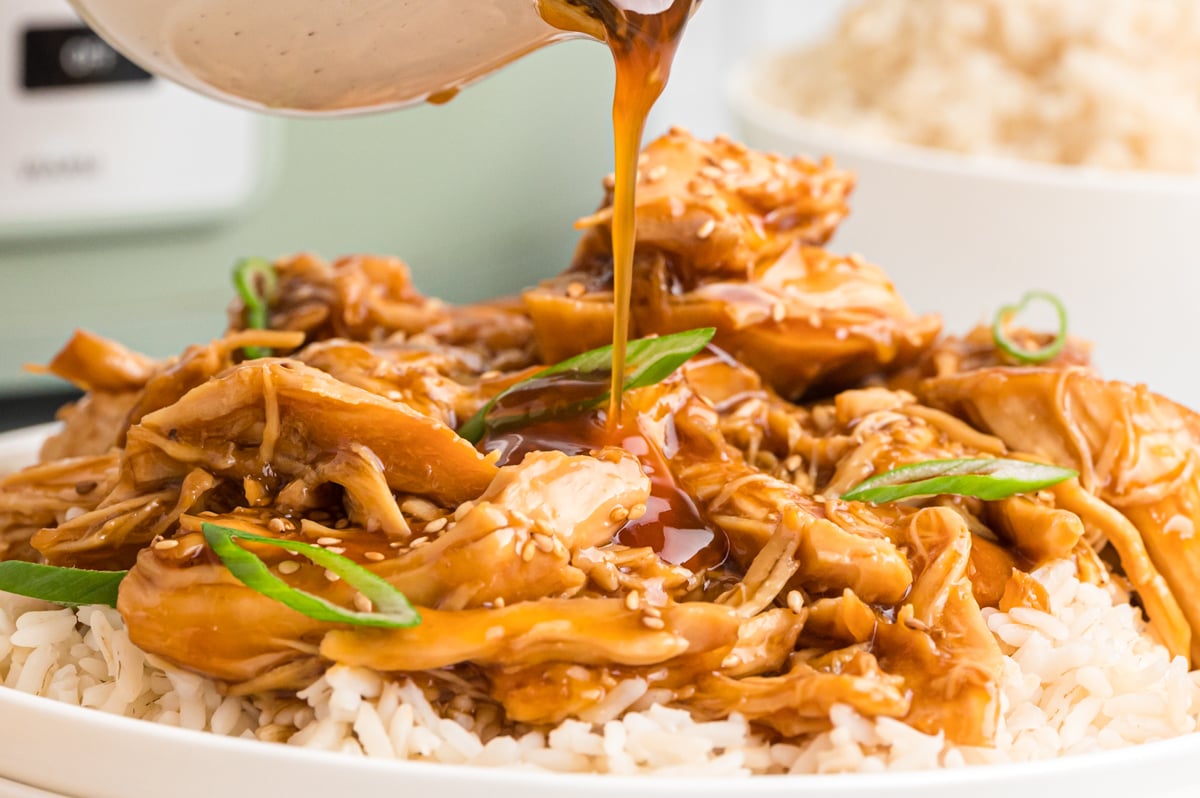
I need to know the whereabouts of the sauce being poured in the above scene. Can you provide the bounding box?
[592,1,696,425]
[539,0,697,424]
[477,0,712,569]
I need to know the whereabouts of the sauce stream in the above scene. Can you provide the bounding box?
[541,0,697,425]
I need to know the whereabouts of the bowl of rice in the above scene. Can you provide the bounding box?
[728,0,1200,406]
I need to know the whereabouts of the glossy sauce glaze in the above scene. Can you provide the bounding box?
[480,400,728,572]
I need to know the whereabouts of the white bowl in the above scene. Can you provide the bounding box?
[728,57,1200,408]
[1,423,1199,796]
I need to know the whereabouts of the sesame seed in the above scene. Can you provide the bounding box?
[485,625,505,641]
[352,593,373,613]
[643,605,662,619]
[581,688,604,701]
[720,158,742,173]
[334,519,350,530]
[772,303,787,323]
[721,654,743,669]
[566,281,587,299]
[325,546,346,555]
[609,506,630,523]
[697,219,716,240]
[521,541,537,562]
[409,536,429,548]
[425,517,448,534]
[787,590,805,614]
[267,518,287,534]
[153,539,180,551]
[700,165,723,180]
[316,537,341,546]
[641,616,666,630]
[363,551,385,562]
[629,503,647,520]
[278,561,300,575]
[402,498,441,521]
[493,596,506,609]
[624,592,641,611]
[648,164,668,181]
[324,570,340,582]
[533,533,555,553]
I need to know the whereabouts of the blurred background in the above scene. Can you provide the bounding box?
[2,0,1197,426]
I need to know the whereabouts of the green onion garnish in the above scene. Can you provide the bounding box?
[458,327,716,444]
[0,561,126,607]
[991,291,1068,365]
[232,257,280,359]
[202,523,420,629]
[841,457,1077,504]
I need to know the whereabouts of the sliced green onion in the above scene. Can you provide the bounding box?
[458,327,716,444]
[202,523,420,629]
[0,561,126,607]
[841,457,1077,504]
[992,291,1068,365]
[232,257,279,359]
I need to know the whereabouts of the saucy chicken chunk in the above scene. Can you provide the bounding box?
[524,129,941,398]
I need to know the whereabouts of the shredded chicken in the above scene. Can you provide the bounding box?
[3,129,1198,752]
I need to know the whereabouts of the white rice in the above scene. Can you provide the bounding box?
[756,0,1200,173]
[1,561,1198,775]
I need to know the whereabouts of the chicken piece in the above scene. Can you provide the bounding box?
[582,127,854,275]
[967,532,1018,609]
[487,605,805,725]
[524,130,939,397]
[986,494,1085,565]
[296,340,478,428]
[802,589,878,645]
[277,444,411,540]
[889,323,1094,393]
[119,528,329,684]
[373,450,651,608]
[0,454,120,562]
[687,650,911,737]
[874,507,1005,745]
[33,469,218,569]
[34,360,495,567]
[125,329,306,431]
[235,254,448,343]
[126,360,494,504]
[237,254,537,372]
[118,450,651,684]
[669,393,914,604]
[1051,479,1190,658]
[473,449,650,551]
[34,329,157,393]
[31,330,157,460]
[923,367,1200,661]
[321,598,740,672]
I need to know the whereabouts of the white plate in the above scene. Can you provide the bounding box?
[1,425,1198,797]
